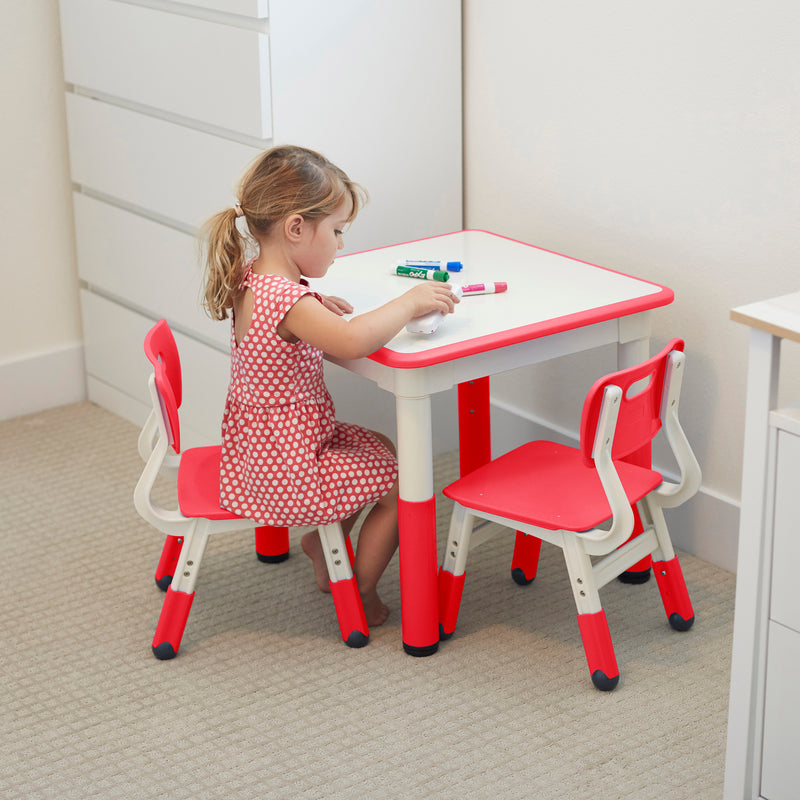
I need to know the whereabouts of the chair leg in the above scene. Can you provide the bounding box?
[438,503,473,640]
[152,587,194,660]
[618,506,652,583]
[510,532,542,585]
[653,556,695,631]
[645,498,695,631]
[254,525,290,563]
[151,524,207,660]
[577,610,619,691]
[563,537,620,690]
[318,524,368,647]
[154,535,183,590]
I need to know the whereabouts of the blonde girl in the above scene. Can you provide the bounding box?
[203,145,457,625]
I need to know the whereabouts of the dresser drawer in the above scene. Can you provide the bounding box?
[81,290,230,443]
[66,93,262,228]
[770,427,800,634]
[81,289,156,406]
[760,621,800,799]
[59,0,271,139]
[73,193,228,349]
[173,0,268,15]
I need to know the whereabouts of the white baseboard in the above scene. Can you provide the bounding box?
[0,343,87,421]
[489,399,739,574]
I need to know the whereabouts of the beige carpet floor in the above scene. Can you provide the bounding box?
[0,402,734,799]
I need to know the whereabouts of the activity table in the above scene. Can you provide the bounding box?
[313,230,673,655]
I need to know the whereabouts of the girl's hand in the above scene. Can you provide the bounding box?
[320,294,353,316]
[403,282,460,319]
[283,281,459,360]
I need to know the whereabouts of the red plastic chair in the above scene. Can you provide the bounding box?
[135,321,368,659]
[139,320,290,590]
[438,339,701,690]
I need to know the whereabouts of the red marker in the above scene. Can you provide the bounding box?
[461,282,508,295]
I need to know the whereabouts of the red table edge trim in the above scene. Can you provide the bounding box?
[342,229,673,369]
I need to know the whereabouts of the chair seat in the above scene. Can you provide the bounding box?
[443,440,663,532]
[177,445,243,521]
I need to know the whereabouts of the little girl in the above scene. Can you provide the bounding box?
[202,145,457,626]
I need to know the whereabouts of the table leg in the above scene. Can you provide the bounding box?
[457,377,491,475]
[396,394,439,656]
[456,377,543,585]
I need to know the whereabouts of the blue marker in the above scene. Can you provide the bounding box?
[403,258,463,272]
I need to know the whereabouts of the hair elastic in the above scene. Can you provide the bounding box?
[234,202,245,218]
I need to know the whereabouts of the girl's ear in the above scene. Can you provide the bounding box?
[284,214,305,241]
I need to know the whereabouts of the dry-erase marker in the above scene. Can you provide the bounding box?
[461,282,508,295]
[394,265,450,282]
[403,259,463,272]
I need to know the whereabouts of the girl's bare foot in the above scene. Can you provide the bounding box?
[361,589,390,626]
[301,531,331,593]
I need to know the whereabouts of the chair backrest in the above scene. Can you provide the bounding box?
[144,319,182,410]
[579,338,685,466]
[150,359,182,454]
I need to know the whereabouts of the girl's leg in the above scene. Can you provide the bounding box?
[351,430,399,626]
[302,431,399,625]
[352,484,398,626]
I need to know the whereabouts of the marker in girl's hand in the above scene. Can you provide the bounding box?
[461,282,508,295]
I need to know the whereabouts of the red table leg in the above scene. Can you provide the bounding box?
[399,496,440,656]
[457,377,491,476]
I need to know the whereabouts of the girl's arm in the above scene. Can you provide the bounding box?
[281,282,458,359]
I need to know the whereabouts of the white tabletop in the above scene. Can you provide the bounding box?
[312,230,671,368]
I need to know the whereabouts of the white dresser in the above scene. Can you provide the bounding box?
[725,293,800,799]
[58,0,462,445]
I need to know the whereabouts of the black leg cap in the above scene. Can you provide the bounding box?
[511,568,535,586]
[668,612,695,632]
[152,642,178,660]
[591,670,619,691]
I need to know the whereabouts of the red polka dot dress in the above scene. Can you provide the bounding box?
[219,268,397,526]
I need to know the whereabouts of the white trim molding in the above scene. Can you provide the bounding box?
[0,343,86,421]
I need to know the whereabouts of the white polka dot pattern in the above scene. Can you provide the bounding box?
[219,268,397,526]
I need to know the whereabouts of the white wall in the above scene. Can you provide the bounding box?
[0,2,84,418]
[6,1,799,572]
[464,0,800,571]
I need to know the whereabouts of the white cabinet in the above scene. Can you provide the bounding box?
[759,412,800,800]
[58,0,462,446]
[725,295,800,799]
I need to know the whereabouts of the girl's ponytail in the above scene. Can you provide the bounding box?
[201,145,365,321]
[202,207,247,321]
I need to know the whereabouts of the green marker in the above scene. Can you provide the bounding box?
[394,265,450,282]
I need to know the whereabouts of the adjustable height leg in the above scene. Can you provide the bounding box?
[653,556,695,631]
[154,535,183,590]
[318,524,368,648]
[151,523,208,660]
[438,503,473,639]
[254,525,290,563]
[563,538,620,690]
[510,532,542,586]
